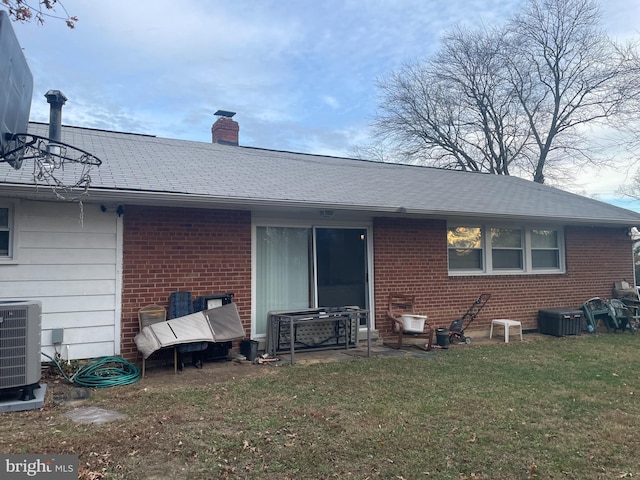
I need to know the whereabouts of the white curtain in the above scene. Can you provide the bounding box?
[255,226,311,336]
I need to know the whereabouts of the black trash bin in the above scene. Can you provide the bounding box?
[240,339,259,361]
[436,328,450,349]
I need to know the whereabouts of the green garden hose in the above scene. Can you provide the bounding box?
[42,353,141,387]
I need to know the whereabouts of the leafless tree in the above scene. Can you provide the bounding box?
[373,0,640,184]
[619,165,640,201]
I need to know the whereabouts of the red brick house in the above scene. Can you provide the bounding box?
[1,117,639,363]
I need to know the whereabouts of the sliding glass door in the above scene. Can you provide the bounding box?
[254,225,369,336]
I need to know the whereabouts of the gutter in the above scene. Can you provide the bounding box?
[1,183,639,228]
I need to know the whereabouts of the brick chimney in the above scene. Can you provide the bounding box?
[211,110,239,146]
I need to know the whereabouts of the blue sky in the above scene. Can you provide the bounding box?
[7,0,640,210]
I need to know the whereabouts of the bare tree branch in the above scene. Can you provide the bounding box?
[1,0,77,28]
[369,0,640,185]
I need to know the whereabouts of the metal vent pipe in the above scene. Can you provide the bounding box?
[44,90,67,143]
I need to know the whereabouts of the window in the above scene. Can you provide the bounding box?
[447,226,483,271]
[0,204,14,259]
[530,229,560,269]
[448,224,563,275]
[491,228,523,270]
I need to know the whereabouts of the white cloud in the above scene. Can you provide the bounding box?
[322,96,340,109]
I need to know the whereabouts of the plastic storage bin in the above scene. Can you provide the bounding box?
[400,314,427,332]
[538,309,582,336]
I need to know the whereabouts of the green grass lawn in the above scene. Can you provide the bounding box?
[3,333,639,479]
[208,335,640,480]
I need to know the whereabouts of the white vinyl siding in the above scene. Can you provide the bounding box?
[0,200,121,360]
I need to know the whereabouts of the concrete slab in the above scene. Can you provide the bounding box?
[276,344,437,364]
[0,383,47,413]
[65,406,127,425]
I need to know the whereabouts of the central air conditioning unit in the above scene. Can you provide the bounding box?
[0,300,42,400]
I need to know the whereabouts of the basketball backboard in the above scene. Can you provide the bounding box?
[0,10,33,169]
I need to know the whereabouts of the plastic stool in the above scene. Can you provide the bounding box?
[490,319,523,343]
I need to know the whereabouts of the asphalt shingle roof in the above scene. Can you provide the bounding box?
[1,122,638,226]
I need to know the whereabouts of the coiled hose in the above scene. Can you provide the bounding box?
[42,353,141,387]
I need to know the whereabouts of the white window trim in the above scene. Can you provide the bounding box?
[526,228,564,273]
[448,223,565,276]
[0,199,19,264]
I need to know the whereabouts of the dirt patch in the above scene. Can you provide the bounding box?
[45,356,276,403]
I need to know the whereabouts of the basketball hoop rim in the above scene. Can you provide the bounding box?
[0,132,102,166]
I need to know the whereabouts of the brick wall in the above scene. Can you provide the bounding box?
[373,218,634,340]
[120,206,252,361]
[120,208,634,359]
